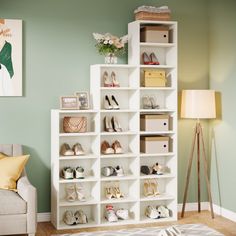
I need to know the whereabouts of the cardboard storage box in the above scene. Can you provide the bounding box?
[140,114,169,131]
[140,136,169,153]
[142,70,166,87]
[140,26,169,43]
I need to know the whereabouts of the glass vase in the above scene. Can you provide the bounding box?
[104,53,117,64]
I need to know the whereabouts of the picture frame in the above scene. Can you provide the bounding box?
[60,96,78,110]
[75,91,90,110]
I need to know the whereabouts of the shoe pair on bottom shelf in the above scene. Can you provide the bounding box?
[101,140,123,154]
[103,71,120,87]
[159,226,182,236]
[104,182,124,199]
[145,205,172,219]
[142,95,159,109]
[63,209,88,225]
[61,166,85,179]
[60,143,85,156]
[104,95,119,110]
[105,204,129,222]
[101,165,124,177]
[65,184,86,202]
[104,116,122,132]
[143,179,160,197]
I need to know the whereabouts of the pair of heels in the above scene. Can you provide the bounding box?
[65,184,86,202]
[60,143,85,156]
[142,52,160,65]
[103,71,120,87]
[143,179,160,197]
[104,95,119,109]
[142,95,159,109]
[101,140,123,154]
[105,182,124,199]
[104,116,122,132]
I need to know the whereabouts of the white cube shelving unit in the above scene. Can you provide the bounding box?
[51,20,177,229]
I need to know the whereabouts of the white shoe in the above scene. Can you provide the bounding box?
[105,205,118,222]
[74,166,85,179]
[110,95,119,109]
[104,95,113,110]
[116,208,129,220]
[114,165,124,177]
[157,205,170,218]
[145,205,160,219]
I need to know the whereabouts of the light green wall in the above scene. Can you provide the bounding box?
[0,0,209,212]
[209,0,236,212]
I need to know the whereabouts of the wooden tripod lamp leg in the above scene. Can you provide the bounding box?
[181,124,198,218]
[199,124,215,219]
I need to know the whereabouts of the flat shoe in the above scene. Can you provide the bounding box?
[60,143,74,156]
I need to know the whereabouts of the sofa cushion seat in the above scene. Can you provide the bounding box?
[0,189,27,215]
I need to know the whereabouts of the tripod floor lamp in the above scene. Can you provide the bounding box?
[181,90,216,219]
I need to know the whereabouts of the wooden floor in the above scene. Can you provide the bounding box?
[35,211,236,236]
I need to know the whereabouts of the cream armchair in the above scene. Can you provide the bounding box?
[0,144,37,236]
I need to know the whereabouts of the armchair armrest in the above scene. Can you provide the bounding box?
[17,176,37,234]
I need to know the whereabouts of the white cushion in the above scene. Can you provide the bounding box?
[0,189,27,215]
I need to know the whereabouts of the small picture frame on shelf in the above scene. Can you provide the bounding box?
[75,91,90,110]
[60,96,78,110]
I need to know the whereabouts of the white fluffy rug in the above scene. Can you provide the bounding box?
[54,224,224,236]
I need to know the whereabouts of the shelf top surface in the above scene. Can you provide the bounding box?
[91,64,136,68]
[129,20,177,25]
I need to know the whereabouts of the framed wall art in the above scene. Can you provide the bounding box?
[0,19,22,96]
[75,91,90,110]
[60,96,78,110]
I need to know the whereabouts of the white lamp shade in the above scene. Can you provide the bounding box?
[181,90,216,119]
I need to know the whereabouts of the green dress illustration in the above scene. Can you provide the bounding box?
[0,41,14,78]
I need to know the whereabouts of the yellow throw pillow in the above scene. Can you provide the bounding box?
[0,155,29,191]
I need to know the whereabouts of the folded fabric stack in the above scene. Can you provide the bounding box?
[134,5,171,21]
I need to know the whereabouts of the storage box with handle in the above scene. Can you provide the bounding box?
[140,136,169,153]
[140,26,169,43]
[63,116,87,133]
[140,114,169,131]
[142,70,167,87]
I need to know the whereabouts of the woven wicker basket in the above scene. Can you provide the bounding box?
[135,12,170,21]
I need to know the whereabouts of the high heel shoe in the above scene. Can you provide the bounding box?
[150,52,160,65]
[101,141,114,154]
[103,71,112,87]
[149,96,159,109]
[111,140,123,154]
[72,143,85,156]
[111,95,119,109]
[142,52,152,65]
[105,187,115,199]
[113,186,124,198]
[111,116,122,132]
[150,179,160,196]
[143,180,154,197]
[111,71,120,87]
[104,95,113,110]
[104,116,114,132]
[142,95,152,109]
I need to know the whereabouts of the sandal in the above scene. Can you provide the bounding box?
[75,184,86,201]
[150,179,160,196]
[143,180,154,197]
[105,204,118,222]
[105,187,115,199]
[65,184,76,202]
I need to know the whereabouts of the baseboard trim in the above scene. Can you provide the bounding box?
[177,202,209,212]
[37,212,51,222]
[37,202,210,223]
[213,203,236,222]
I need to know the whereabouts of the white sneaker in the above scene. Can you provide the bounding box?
[114,165,124,176]
[105,205,118,222]
[145,205,160,219]
[116,208,129,220]
[61,167,74,179]
[63,210,76,225]
[74,166,85,179]
[157,205,170,218]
